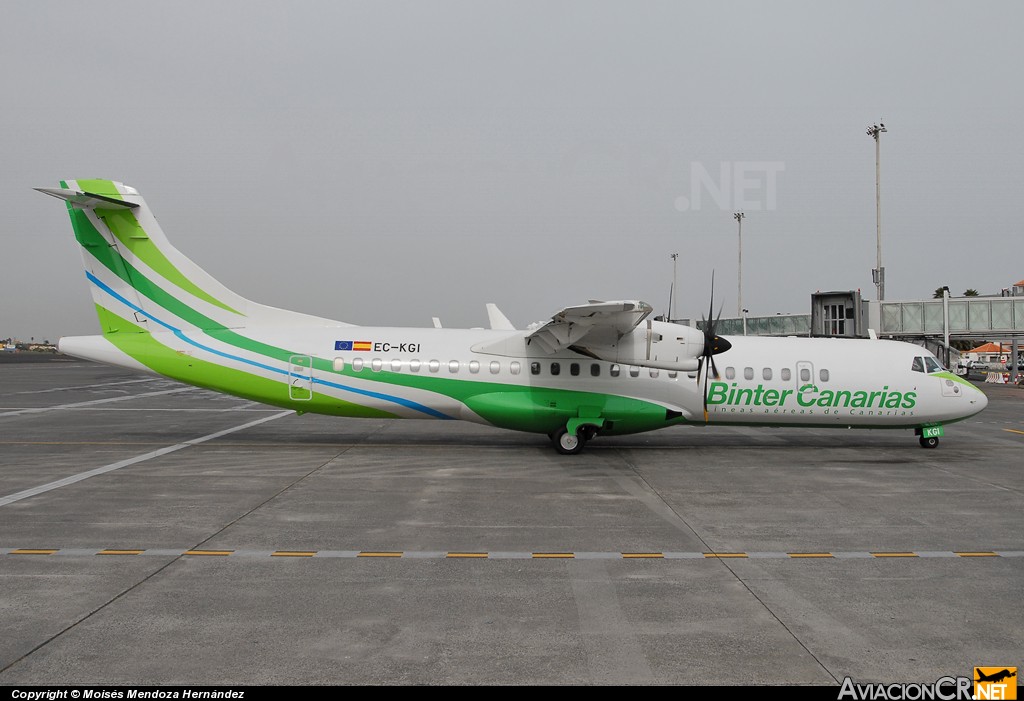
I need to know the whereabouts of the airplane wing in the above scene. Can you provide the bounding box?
[525,300,653,353]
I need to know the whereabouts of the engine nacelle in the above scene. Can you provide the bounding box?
[581,320,705,371]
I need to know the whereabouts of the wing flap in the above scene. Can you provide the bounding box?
[526,300,653,353]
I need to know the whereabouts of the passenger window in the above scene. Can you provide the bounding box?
[570,363,580,376]
[352,358,364,372]
[409,360,421,373]
[469,360,480,374]
[590,363,600,377]
[510,361,521,375]
[911,357,925,373]
[371,359,383,372]
[800,368,810,382]
[744,367,754,380]
[819,369,829,382]
[489,361,500,374]
[550,362,561,376]
[448,360,460,373]
[629,366,640,378]
[725,366,735,380]
[610,364,621,377]
[333,358,345,372]
[530,362,541,375]
[763,368,772,381]
[649,368,660,378]
[781,368,791,381]
[391,360,402,372]
[428,360,440,373]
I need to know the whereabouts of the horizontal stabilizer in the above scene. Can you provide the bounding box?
[35,188,139,210]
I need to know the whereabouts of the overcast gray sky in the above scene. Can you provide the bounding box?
[2,1,1021,341]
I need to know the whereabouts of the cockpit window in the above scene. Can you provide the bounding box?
[911,357,925,373]
[924,357,942,373]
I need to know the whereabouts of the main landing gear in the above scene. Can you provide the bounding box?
[550,424,600,455]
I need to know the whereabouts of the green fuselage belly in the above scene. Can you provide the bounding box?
[464,390,681,435]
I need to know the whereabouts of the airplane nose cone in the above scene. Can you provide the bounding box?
[972,384,989,411]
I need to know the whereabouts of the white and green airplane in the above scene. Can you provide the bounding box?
[39,179,987,454]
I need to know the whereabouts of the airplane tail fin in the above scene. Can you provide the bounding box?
[38,179,349,335]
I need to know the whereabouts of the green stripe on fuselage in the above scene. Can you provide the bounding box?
[95,305,396,419]
[934,371,977,390]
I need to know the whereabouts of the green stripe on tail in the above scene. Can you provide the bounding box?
[76,179,241,315]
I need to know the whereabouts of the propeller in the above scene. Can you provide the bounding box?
[696,272,733,422]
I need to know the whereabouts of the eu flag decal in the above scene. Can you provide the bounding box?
[335,341,372,351]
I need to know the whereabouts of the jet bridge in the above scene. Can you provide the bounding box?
[878,296,1024,339]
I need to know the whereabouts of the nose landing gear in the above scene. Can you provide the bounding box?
[916,425,943,449]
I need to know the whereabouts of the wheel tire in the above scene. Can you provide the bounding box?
[919,436,939,449]
[552,427,586,455]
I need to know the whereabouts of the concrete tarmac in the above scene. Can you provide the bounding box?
[0,362,1020,685]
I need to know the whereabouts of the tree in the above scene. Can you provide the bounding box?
[963,289,980,297]
[932,286,949,298]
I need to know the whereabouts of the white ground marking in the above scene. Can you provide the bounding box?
[0,411,292,506]
[12,378,159,395]
[0,387,194,418]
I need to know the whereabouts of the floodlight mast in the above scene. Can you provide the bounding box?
[734,211,745,316]
[867,122,887,300]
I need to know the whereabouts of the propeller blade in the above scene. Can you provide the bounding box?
[700,271,726,423]
[702,357,711,422]
[707,272,716,327]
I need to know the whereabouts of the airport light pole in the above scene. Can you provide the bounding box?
[670,252,679,322]
[734,212,745,316]
[867,122,887,300]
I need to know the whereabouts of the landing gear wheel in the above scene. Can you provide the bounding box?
[919,435,939,449]
[552,427,586,455]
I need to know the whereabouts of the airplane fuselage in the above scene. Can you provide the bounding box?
[61,323,986,437]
